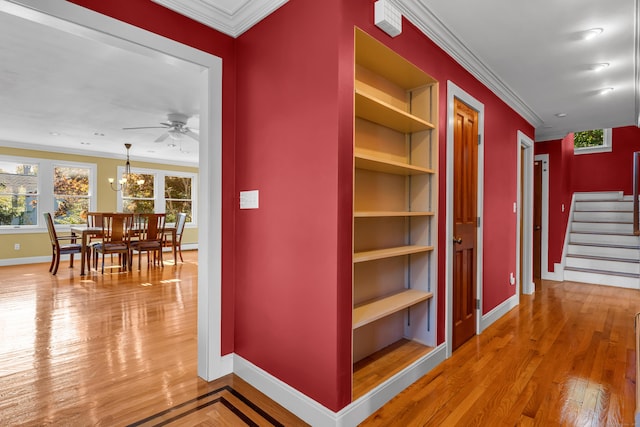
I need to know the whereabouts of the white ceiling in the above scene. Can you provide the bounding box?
[0,0,638,167]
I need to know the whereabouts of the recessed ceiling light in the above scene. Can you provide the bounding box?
[80,141,91,145]
[555,113,567,118]
[49,131,60,136]
[599,87,614,95]
[583,28,603,40]
[93,132,105,137]
[588,62,610,71]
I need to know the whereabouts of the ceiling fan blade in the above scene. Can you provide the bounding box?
[154,133,170,142]
[185,129,199,141]
[123,126,168,130]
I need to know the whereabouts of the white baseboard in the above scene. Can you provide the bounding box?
[480,293,519,332]
[542,263,564,281]
[234,344,447,427]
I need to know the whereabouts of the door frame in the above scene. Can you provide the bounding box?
[446,81,484,358]
[534,153,551,280]
[517,131,535,295]
[5,0,227,379]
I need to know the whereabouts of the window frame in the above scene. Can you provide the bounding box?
[0,155,97,233]
[115,166,197,226]
[573,128,612,155]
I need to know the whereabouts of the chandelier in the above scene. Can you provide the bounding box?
[108,143,144,192]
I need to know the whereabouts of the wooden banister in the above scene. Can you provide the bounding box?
[634,152,640,236]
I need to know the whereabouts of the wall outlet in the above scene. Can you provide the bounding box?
[14,243,20,250]
[510,272,515,285]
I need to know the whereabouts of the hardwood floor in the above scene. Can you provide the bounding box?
[361,280,639,426]
[1,254,638,426]
[0,251,305,426]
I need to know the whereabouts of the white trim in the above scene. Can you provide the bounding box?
[445,81,485,358]
[0,255,50,266]
[557,193,579,281]
[516,131,535,295]
[4,0,226,382]
[234,345,447,427]
[392,0,541,128]
[480,293,519,332]
[534,154,552,280]
[151,0,288,38]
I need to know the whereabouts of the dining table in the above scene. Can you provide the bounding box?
[70,224,177,276]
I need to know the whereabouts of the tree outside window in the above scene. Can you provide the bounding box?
[574,129,604,148]
[54,166,90,224]
[0,162,38,226]
[122,173,155,213]
[165,175,192,223]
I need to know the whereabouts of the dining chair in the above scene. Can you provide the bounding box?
[130,213,166,269]
[94,213,134,273]
[43,212,82,275]
[163,212,187,263]
[85,212,104,267]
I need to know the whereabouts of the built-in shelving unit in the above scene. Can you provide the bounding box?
[352,28,438,399]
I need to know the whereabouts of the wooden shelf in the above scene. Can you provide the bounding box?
[353,289,433,329]
[353,245,433,263]
[355,150,434,176]
[355,90,434,133]
[354,211,434,218]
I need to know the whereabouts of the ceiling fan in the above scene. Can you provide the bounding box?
[123,113,199,142]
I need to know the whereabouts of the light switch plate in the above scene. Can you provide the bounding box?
[240,190,259,209]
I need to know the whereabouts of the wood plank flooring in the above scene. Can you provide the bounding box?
[360,280,639,426]
[1,253,638,426]
[0,252,305,426]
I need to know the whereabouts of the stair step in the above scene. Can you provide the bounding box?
[564,266,640,278]
[564,267,640,289]
[573,211,633,223]
[575,200,633,212]
[574,191,624,201]
[569,241,640,249]
[567,244,640,260]
[566,255,640,274]
[572,222,634,233]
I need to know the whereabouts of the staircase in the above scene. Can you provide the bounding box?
[564,191,640,289]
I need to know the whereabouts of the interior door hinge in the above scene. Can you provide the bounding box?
[478,135,481,145]
[477,216,481,227]
[476,299,480,309]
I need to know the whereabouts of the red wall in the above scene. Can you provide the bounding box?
[67,0,238,354]
[535,126,640,270]
[235,0,534,411]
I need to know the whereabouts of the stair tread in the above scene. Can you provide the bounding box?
[573,220,633,224]
[568,242,640,249]
[564,266,640,278]
[570,231,638,237]
[566,254,639,263]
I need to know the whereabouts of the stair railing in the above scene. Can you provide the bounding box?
[634,151,640,235]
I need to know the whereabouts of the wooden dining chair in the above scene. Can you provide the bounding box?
[43,212,82,275]
[94,213,133,273]
[163,212,187,263]
[130,213,166,269]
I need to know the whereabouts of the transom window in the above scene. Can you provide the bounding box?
[573,128,612,154]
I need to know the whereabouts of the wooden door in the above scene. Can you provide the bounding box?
[452,99,478,351]
[533,160,542,288]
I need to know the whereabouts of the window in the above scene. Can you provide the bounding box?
[165,175,193,223]
[53,165,91,224]
[122,173,155,214]
[0,161,38,226]
[573,128,612,155]
[0,156,96,231]
[116,167,196,224]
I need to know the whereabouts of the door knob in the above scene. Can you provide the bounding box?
[534,226,541,231]
[453,237,462,244]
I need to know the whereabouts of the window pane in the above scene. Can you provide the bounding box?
[0,162,38,194]
[54,166,89,196]
[0,195,38,226]
[165,176,192,199]
[124,173,154,198]
[54,196,89,224]
[165,201,192,223]
[123,199,155,213]
[574,129,604,148]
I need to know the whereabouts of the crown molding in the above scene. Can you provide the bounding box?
[151,0,288,38]
[391,0,543,129]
